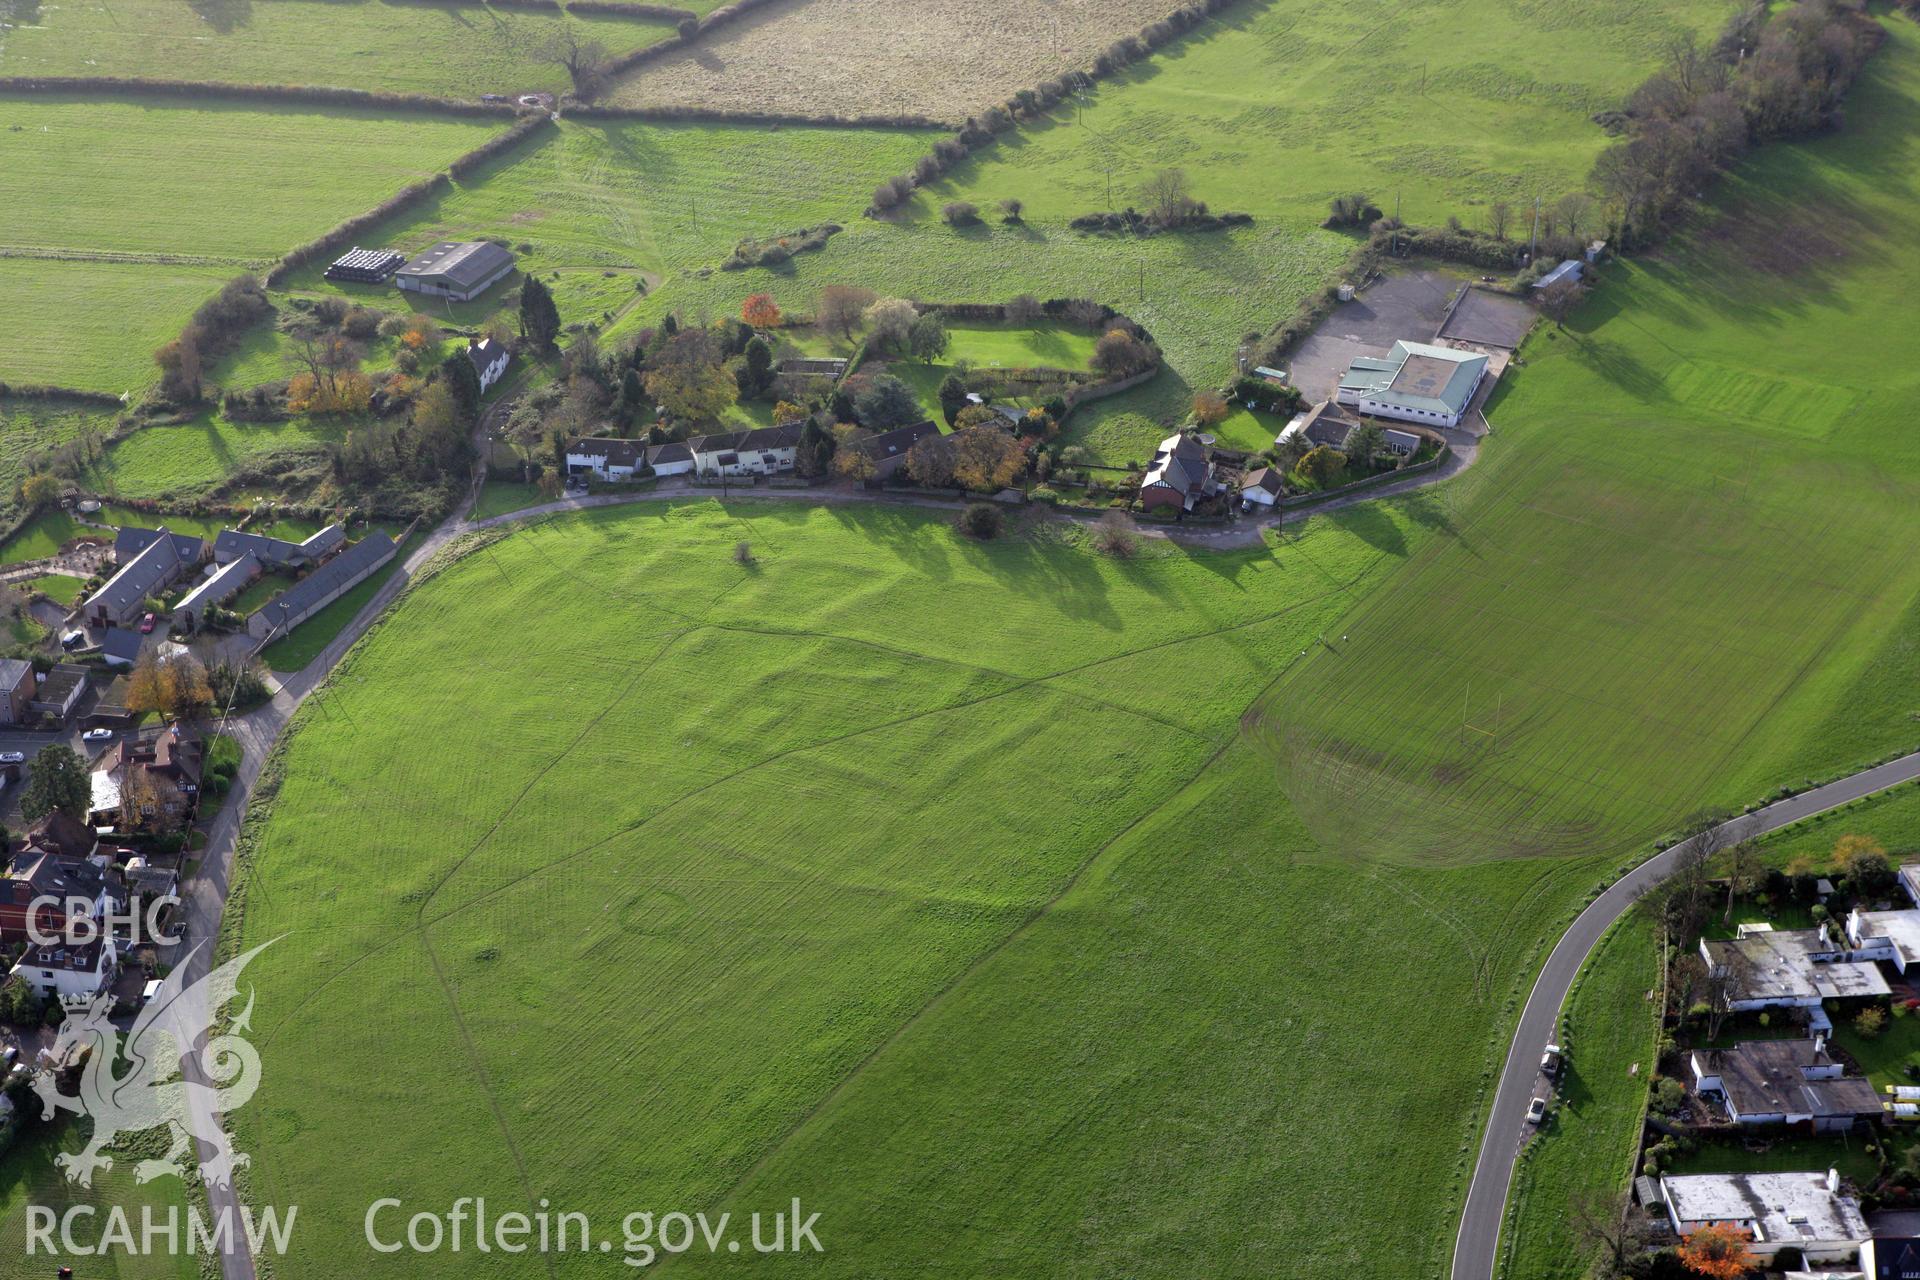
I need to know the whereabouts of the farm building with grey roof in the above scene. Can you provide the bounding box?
[246,532,398,642]
[394,241,516,303]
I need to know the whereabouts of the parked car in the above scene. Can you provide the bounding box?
[1526,1096,1548,1125]
[0,751,23,765]
[140,612,157,634]
[82,728,114,743]
[60,631,86,650]
[1,1045,18,1069]
[1541,1044,1564,1079]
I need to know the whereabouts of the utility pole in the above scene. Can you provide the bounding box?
[1530,196,1541,264]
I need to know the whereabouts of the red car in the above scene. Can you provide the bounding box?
[140,612,156,634]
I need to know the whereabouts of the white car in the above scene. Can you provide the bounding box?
[82,728,114,743]
[0,751,23,765]
[1526,1096,1548,1125]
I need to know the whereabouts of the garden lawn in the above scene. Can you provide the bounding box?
[471,481,544,521]
[1248,17,1920,869]
[1496,915,1659,1280]
[0,0,676,98]
[1663,1132,1881,1187]
[86,412,350,501]
[25,573,86,605]
[0,1124,199,1280]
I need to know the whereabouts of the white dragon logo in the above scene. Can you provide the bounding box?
[33,939,277,1189]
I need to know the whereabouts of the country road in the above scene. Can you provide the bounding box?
[1451,747,1920,1280]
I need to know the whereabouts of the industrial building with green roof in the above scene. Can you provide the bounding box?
[1335,340,1489,428]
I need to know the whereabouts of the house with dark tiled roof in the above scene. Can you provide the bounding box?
[1138,433,1216,513]
[88,527,201,628]
[174,554,261,635]
[690,422,804,478]
[213,524,344,571]
[851,421,940,480]
[1690,1036,1883,1130]
[1240,467,1286,509]
[566,438,647,481]
[466,337,511,394]
[113,526,203,568]
[646,441,695,477]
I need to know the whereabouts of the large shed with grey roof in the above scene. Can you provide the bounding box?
[246,533,398,641]
[213,524,343,571]
[88,526,201,628]
[394,241,516,303]
[174,554,261,634]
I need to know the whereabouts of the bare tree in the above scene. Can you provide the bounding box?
[1538,278,1588,329]
[1723,839,1760,923]
[536,27,611,98]
[1487,200,1515,241]
[1555,192,1596,242]
[1139,167,1198,229]
[1571,1188,1655,1279]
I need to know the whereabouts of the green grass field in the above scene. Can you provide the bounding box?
[1497,915,1659,1280]
[0,0,676,98]
[0,257,239,390]
[223,496,1650,1278]
[472,480,544,519]
[83,411,350,502]
[1251,16,1920,869]
[0,393,117,500]
[0,1124,200,1280]
[24,572,86,604]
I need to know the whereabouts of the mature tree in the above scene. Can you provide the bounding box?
[1539,278,1589,329]
[154,336,203,405]
[862,298,919,355]
[832,442,877,483]
[1093,509,1137,558]
[1555,192,1597,242]
[815,285,877,342]
[741,292,782,330]
[957,502,1002,539]
[854,375,922,431]
[1140,167,1198,228]
[1092,328,1158,378]
[536,26,611,97]
[20,744,89,822]
[1346,422,1386,467]
[1723,838,1761,923]
[519,275,561,351]
[951,427,1025,491]
[1487,200,1515,240]
[410,381,469,478]
[1297,445,1345,487]
[19,473,61,512]
[909,313,949,365]
[1675,1224,1756,1279]
[937,372,970,426]
[998,197,1024,223]
[647,361,737,425]
[794,418,836,477]
[1570,1188,1654,1279]
[126,652,170,718]
[440,350,482,420]
[737,336,775,399]
[905,434,956,487]
[1004,293,1043,324]
[1191,391,1229,429]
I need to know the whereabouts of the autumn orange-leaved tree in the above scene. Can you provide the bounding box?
[1834,833,1887,871]
[1676,1224,1755,1279]
[741,293,782,330]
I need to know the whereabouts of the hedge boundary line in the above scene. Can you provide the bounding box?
[265,113,555,287]
[0,383,127,408]
[566,0,694,18]
[595,0,788,83]
[567,102,942,129]
[865,0,1254,215]
[0,74,529,117]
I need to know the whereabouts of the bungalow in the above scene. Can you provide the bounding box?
[691,422,804,478]
[393,241,515,303]
[1335,341,1488,429]
[1690,1037,1883,1131]
[566,437,646,482]
[87,526,201,628]
[851,420,941,480]
[173,553,260,635]
[466,337,511,394]
[1658,1170,1868,1266]
[1847,908,1920,974]
[30,664,90,721]
[646,441,695,478]
[9,935,117,1005]
[1139,433,1216,512]
[1280,399,1363,451]
[212,524,344,571]
[1240,467,1285,509]
[245,532,398,642]
[0,658,32,724]
[1700,924,1890,1012]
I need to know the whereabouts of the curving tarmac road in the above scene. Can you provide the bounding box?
[1451,747,1920,1280]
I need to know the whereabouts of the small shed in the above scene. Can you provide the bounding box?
[1533,260,1584,291]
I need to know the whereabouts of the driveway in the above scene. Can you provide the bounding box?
[1287,268,1469,400]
